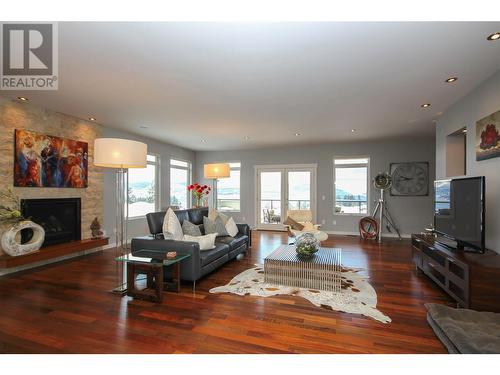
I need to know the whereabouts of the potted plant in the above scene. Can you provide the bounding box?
[187,183,211,207]
[0,189,45,256]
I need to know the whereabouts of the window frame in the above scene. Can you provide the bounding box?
[216,161,241,213]
[127,153,161,220]
[333,156,370,217]
[169,157,192,209]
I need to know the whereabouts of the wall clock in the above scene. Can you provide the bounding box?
[390,162,429,196]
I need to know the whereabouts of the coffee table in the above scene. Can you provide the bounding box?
[264,245,342,292]
[115,250,191,302]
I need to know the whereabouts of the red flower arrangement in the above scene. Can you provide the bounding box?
[187,182,211,207]
[480,124,500,150]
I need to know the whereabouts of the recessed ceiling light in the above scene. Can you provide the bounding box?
[201,139,207,143]
[17,96,28,101]
[295,133,301,136]
[445,77,458,83]
[462,129,467,133]
[421,103,431,108]
[139,125,149,129]
[243,136,250,141]
[487,32,500,41]
[88,117,96,121]
[351,129,356,133]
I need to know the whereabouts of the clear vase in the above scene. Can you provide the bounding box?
[193,196,202,208]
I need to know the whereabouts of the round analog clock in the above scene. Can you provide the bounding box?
[390,162,429,196]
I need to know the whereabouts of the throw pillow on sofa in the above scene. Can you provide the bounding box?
[162,208,183,240]
[225,217,238,237]
[203,215,229,237]
[208,207,229,225]
[183,233,217,250]
[182,220,202,236]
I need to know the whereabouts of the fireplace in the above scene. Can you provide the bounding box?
[21,198,81,247]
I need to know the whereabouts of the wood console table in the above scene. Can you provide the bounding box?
[411,234,500,312]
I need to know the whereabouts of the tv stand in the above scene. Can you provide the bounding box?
[411,234,500,312]
[435,236,480,253]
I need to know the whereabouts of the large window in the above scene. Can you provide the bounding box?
[170,159,191,209]
[334,157,369,215]
[217,162,241,212]
[127,154,159,218]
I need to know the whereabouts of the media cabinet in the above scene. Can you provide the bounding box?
[411,234,500,312]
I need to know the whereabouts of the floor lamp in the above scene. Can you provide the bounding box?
[204,163,230,209]
[94,138,147,294]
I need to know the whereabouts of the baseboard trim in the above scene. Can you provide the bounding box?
[324,230,411,239]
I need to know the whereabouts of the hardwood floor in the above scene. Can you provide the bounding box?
[0,231,451,354]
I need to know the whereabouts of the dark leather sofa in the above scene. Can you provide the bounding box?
[130,207,251,289]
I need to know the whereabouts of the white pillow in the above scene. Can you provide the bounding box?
[225,217,238,237]
[162,208,183,240]
[208,207,229,225]
[183,233,217,251]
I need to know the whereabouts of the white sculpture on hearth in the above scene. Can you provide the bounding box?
[1,220,45,256]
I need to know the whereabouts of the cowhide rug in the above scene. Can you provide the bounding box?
[210,264,391,323]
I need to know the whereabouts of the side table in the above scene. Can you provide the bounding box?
[115,250,191,303]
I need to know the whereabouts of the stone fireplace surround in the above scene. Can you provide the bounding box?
[0,96,105,273]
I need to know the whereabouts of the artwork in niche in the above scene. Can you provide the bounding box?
[14,129,88,188]
[390,162,429,196]
[476,109,500,161]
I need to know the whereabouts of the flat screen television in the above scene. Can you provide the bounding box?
[434,176,485,253]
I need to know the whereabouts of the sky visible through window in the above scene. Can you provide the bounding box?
[217,163,241,211]
[128,163,156,218]
[170,168,189,209]
[335,161,368,214]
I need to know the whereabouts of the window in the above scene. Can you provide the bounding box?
[334,157,369,215]
[170,158,191,209]
[127,154,160,218]
[216,162,241,212]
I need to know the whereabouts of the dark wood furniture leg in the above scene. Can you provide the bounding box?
[126,263,163,303]
[164,262,181,292]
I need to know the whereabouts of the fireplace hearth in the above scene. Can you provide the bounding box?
[21,198,81,247]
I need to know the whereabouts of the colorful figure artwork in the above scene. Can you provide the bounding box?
[14,129,88,188]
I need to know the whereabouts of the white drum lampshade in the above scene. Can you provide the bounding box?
[94,138,147,169]
[204,163,230,179]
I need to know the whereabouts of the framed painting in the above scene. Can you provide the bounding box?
[14,129,88,188]
[476,109,500,161]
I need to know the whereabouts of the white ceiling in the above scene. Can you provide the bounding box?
[4,22,500,151]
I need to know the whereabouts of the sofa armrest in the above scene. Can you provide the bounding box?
[236,223,250,236]
[130,236,201,282]
[236,223,251,247]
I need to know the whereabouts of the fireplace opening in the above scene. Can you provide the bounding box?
[21,198,81,247]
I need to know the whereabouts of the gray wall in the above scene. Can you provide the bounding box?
[102,127,195,243]
[436,69,500,253]
[195,137,435,236]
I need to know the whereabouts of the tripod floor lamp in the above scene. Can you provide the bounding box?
[94,138,147,294]
[204,163,230,209]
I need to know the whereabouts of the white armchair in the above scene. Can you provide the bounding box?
[284,210,328,242]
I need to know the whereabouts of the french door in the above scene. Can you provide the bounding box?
[255,164,317,230]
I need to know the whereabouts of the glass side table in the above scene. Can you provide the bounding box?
[115,250,191,303]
